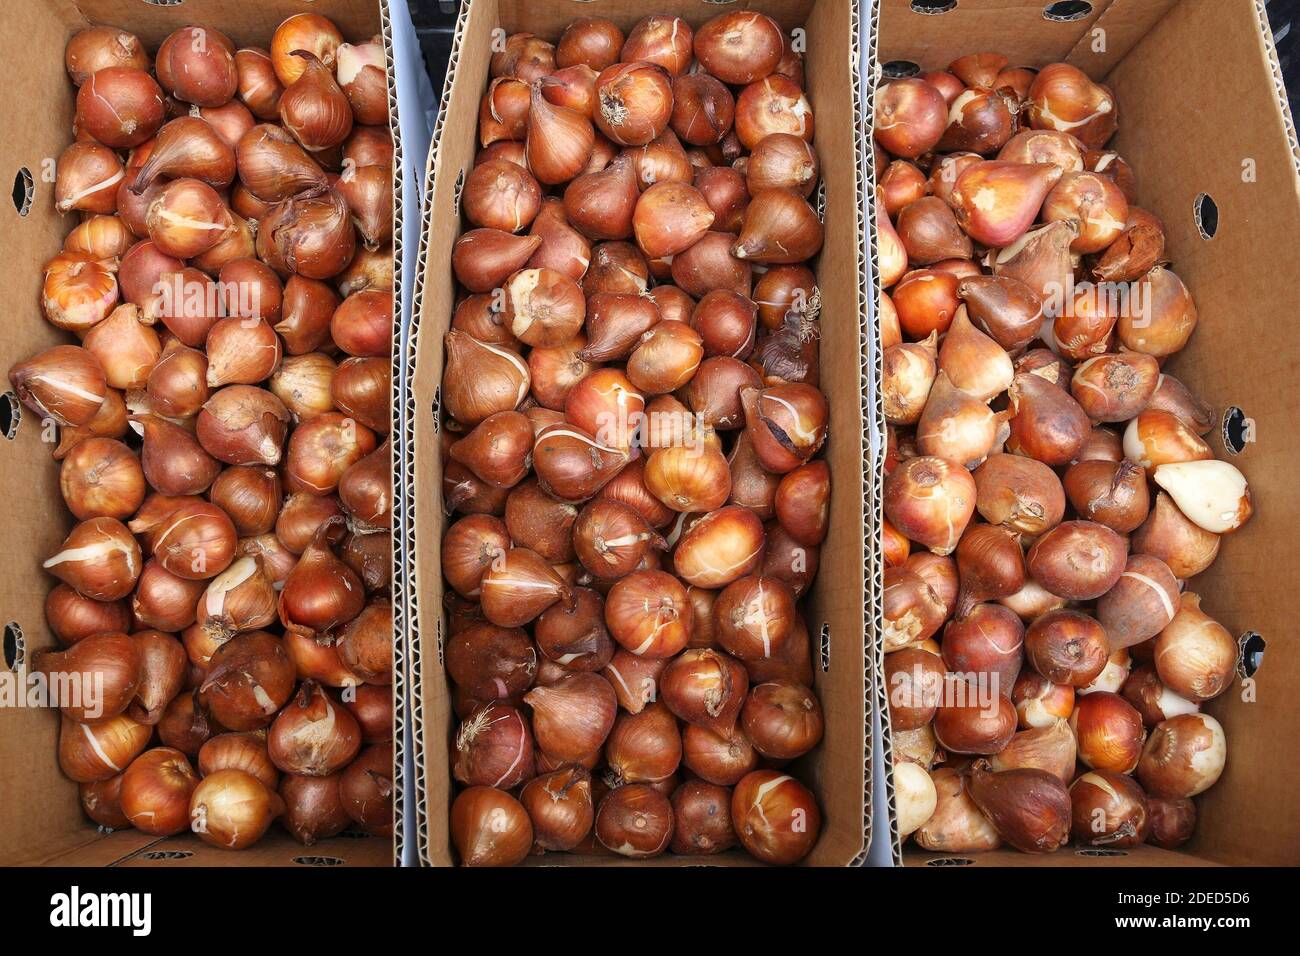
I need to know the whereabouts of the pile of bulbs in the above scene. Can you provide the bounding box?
[8,13,394,850]
[876,55,1251,854]
[441,12,830,865]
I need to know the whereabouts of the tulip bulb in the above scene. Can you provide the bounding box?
[952,161,1062,249]
[1152,460,1253,533]
[883,456,977,556]
[527,82,595,185]
[875,78,946,159]
[939,307,1015,403]
[732,188,824,264]
[1027,63,1117,150]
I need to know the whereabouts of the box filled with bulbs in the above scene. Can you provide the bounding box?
[873,0,1300,866]
[0,0,404,867]
[405,0,872,866]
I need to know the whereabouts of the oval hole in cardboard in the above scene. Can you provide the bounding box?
[1076,847,1127,857]
[294,855,345,866]
[911,0,958,14]
[431,386,441,433]
[881,60,921,79]
[1,391,19,439]
[1238,631,1265,679]
[926,856,974,866]
[4,622,25,671]
[1195,192,1219,239]
[452,169,465,218]
[11,167,33,216]
[819,621,830,672]
[141,0,186,7]
[141,850,193,861]
[1222,405,1250,454]
[1043,1,1094,22]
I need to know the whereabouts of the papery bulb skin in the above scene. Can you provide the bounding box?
[1069,769,1150,848]
[1005,372,1091,466]
[1042,170,1129,254]
[896,197,972,265]
[452,701,534,789]
[33,632,141,723]
[624,16,694,78]
[952,161,1063,249]
[967,760,1070,854]
[988,221,1076,313]
[882,566,947,653]
[267,681,362,777]
[1026,520,1127,601]
[277,516,366,641]
[10,346,108,426]
[875,78,947,159]
[1027,63,1117,150]
[1137,712,1226,799]
[914,766,1002,852]
[1093,206,1166,283]
[442,329,531,427]
[1152,592,1237,702]
[937,88,1014,155]
[731,188,824,265]
[938,307,1014,403]
[991,718,1078,784]
[524,672,617,762]
[199,631,296,732]
[883,456,977,556]
[43,517,142,602]
[527,83,596,185]
[479,547,575,628]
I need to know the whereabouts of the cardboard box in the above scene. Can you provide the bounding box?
[871,0,1300,867]
[404,0,873,866]
[0,0,407,867]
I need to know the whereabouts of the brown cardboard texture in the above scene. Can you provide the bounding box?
[872,0,1300,867]
[0,0,401,867]
[405,0,872,866]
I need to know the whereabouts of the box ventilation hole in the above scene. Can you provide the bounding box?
[1043,1,1093,22]
[141,850,193,861]
[1194,192,1219,239]
[3,622,23,671]
[926,856,973,866]
[881,60,921,79]
[1238,631,1266,679]
[819,622,830,672]
[702,0,740,5]
[1,391,19,439]
[911,0,958,14]
[294,855,345,866]
[1076,847,1127,857]
[11,167,33,216]
[1222,406,1251,454]
[140,0,186,7]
